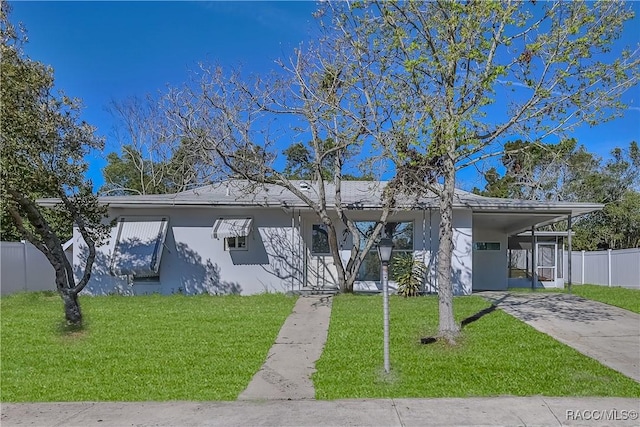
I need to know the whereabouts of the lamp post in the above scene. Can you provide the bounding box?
[377,237,394,374]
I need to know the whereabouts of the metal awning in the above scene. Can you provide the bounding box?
[110,217,169,277]
[212,218,252,239]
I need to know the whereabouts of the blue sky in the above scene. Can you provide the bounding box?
[9,1,640,191]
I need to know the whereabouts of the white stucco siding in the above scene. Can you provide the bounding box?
[73,219,128,295]
[472,227,508,291]
[75,207,302,296]
[74,205,474,296]
[172,207,303,295]
[255,217,305,293]
[451,209,473,295]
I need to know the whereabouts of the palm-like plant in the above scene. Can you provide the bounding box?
[392,253,427,297]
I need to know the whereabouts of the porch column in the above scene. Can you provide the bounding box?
[531,226,536,290]
[567,214,572,294]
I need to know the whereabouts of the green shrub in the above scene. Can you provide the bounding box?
[392,253,427,297]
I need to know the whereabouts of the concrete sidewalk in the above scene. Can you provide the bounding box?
[482,292,640,382]
[238,295,332,400]
[3,397,639,426]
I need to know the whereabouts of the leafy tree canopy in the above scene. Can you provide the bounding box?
[324,0,639,341]
[282,140,373,181]
[1,3,110,325]
[474,140,640,249]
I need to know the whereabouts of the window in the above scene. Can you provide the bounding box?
[355,221,414,281]
[225,235,247,251]
[110,217,169,278]
[212,218,252,251]
[474,242,501,251]
[312,224,330,254]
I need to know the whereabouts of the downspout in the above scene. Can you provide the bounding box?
[531,226,536,290]
[298,209,302,291]
[422,207,426,294]
[302,214,308,289]
[508,248,512,283]
[429,207,434,292]
[291,209,295,293]
[567,214,572,294]
[556,236,560,288]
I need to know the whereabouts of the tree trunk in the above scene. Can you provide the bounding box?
[343,270,356,293]
[325,220,352,293]
[437,154,461,342]
[62,290,82,326]
[55,262,83,327]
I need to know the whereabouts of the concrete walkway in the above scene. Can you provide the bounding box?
[3,397,639,426]
[238,295,332,400]
[482,292,640,382]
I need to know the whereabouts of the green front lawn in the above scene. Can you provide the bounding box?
[313,295,640,399]
[4,290,638,402]
[1,292,296,402]
[570,284,640,314]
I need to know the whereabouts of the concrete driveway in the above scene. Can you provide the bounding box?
[482,292,640,382]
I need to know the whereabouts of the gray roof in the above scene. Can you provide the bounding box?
[38,179,602,217]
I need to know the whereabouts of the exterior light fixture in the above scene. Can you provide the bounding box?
[377,238,394,264]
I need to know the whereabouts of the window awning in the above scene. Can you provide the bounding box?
[212,218,252,239]
[110,217,169,277]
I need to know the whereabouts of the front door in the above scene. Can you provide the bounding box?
[536,242,557,287]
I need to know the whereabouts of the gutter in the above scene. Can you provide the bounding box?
[36,197,604,214]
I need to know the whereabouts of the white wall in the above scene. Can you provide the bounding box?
[75,207,303,296]
[1,241,56,295]
[472,227,508,291]
[75,206,476,296]
[452,209,473,295]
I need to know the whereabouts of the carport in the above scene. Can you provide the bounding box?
[471,200,601,291]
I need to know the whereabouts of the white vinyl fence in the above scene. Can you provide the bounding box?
[0,241,58,295]
[564,248,640,289]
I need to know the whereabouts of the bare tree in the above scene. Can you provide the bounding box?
[162,33,400,293]
[102,96,216,195]
[325,0,639,341]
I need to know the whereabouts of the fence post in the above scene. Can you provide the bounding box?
[607,248,612,287]
[22,240,28,291]
[581,250,585,285]
[567,215,572,293]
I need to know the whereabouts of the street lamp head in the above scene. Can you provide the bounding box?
[377,237,394,264]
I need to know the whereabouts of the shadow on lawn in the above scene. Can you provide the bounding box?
[460,304,498,328]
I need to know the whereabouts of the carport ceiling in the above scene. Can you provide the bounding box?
[472,212,570,235]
